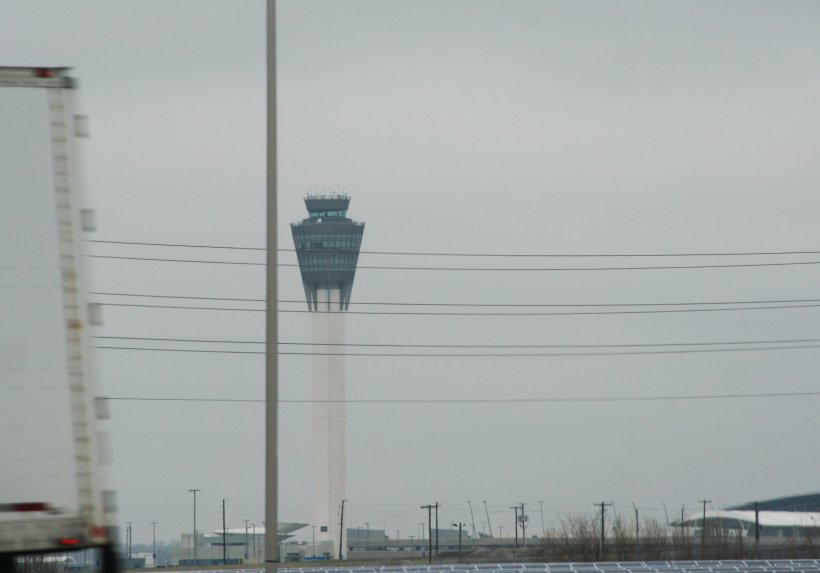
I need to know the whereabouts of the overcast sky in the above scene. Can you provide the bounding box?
[3,0,820,546]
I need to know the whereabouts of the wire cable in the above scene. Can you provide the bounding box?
[89,291,820,308]
[92,343,820,357]
[92,301,820,316]
[86,254,820,271]
[101,391,820,404]
[86,239,820,258]
[93,335,820,349]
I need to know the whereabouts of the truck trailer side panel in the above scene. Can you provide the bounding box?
[0,67,116,569]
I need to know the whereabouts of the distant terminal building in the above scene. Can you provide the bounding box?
[678,510,820,540]
[291,193,365,559]
[170,523,306,566]
[676,493,820,541]
[729,493,820,513]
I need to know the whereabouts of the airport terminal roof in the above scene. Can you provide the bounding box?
[729,493,820,512]
[678,510,820,528]
[212,522,308,536]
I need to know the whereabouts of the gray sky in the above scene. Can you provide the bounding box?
[3,0,820,545]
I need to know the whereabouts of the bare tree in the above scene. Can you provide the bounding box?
[640,518,668,561]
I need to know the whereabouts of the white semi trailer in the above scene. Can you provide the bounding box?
[0,66,117,572]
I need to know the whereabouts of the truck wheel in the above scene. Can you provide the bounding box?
[100,544,119,573]
[0,554,15,573]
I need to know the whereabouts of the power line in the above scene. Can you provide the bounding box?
[89,239,265,251]
[93,335,820,349]
[93,343,820,357]
[89,255,264,266]
[92,301,820,316]
[86,239,820,258]
[89,291,820,308]
[86,254,820,271]
[100,391,820,404]
[92,291,266,303]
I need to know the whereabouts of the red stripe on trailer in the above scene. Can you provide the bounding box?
[0,502,51,512]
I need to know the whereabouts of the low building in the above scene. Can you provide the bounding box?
[169,522,306,566]
[678,510,820,539]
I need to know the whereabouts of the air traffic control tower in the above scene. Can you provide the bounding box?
[291,194,364,559]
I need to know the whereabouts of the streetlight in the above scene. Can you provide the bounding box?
[244,520,249,562]
[311,525,316,558]
[452,522,466,554]
[151,521,157,568]
[188,489,200,566]
[252,523,256,564]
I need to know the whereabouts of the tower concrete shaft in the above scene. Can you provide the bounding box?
[311,288,346,554]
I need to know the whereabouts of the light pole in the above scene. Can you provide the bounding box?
[188,489,200,566]
[126,522,132,566]
[632,503,639,559]
[311,525,316,558]
[151,521,157,567]
[452,522,466,554]
[538,501,545,535]
[244,520,249,561]
[252,523,256,563]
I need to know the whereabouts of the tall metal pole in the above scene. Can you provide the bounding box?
[521,502,526,547]
[698,499,711,555]
[539,500,546,535]
[662,502,670,534]
[452,522,464,554]
[265,0,280,570]
[468,501,478,540]
[421,505,433,564]
[596,502,612,561]
[755,501,760,555]
[245,520,250,561]
[339,499,346,560]
[189,489,200,566]
[435,502,439,556]
[126,522,132,565]
[151,521,157,568]
[633,503,639,559]
[483,500,494,538]
[509,506,519,548]
[223,499,227,565]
